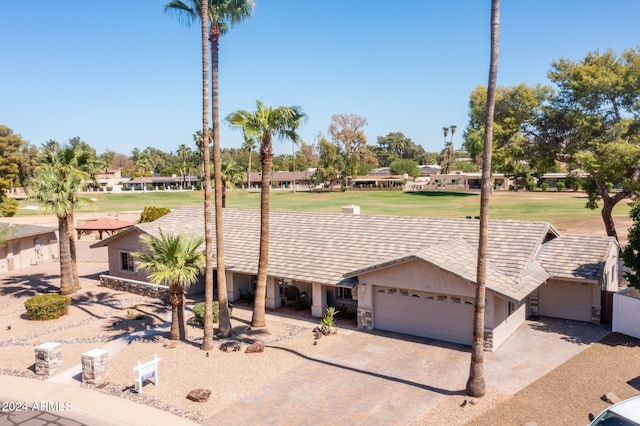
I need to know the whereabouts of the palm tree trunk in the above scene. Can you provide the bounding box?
[201,0,215,351]
[57,216,75,295]
[211,23,232,337]
[247,148,252,188]
[169,284,181,341]
[252,134,273,327]
[466,0,500,398]
[67,212,80,290]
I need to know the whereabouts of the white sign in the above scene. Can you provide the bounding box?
[133,354,161,394]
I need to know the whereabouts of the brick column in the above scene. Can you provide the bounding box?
[34,342,62,377]
[81,349,109,385]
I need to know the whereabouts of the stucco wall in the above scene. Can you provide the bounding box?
[601,244,620,291]
[491,298,526,349]
[356,261,477,312]
[0,232,57,273]
[106,230,148,282]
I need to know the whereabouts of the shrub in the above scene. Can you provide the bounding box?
[320,306,339,335]
[0,198,18,217]
[556,181,565,192]
[24,294,71,320]
[239,290,256,305]
[541,182,549,192]
[138,206,171,223]
[192,301,233,325]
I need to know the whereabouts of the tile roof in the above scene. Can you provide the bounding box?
[95,207,614,301]
[537,234,618,281]
[0,223,57,240]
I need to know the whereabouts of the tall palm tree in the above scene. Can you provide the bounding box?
[466,0,500,398]
[135,230,205,341]
[220,161,242,207]
[226,101,307,327]
[449,125,457,144]
[442,127,449,145]
[165,0,254,344]
[32,142,96,293]
[241,130,257,188]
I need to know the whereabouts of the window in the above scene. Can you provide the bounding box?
[508,301,516,315]
[337,287,352,299]
[121,252,135,272]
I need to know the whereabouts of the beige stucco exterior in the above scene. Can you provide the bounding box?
[0,230,58,273]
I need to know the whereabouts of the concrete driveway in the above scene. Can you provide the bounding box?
[206,317,609,425]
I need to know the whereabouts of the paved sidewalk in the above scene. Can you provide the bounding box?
[0,375,197,425]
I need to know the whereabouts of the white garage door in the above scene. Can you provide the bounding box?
[538,281,592,322]
[374,286,474,345]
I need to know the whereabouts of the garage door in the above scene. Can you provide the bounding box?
[538,281,592,322]
[374,286,474,345]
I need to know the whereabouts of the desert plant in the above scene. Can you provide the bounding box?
[192,301,233,325]
[138,206,171,223]
[24,294,71,320]
[320,306,339,335]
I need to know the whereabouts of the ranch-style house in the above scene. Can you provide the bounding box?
[92,206,619,351]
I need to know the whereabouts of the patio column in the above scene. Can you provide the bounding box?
[225,271,237,302]
[265,277,280,309]
[311,282,326,317]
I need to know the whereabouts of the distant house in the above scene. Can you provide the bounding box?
[125,175,200,191]
[245,171,315,189]
[0,223,58,272]
[93,207,618,351]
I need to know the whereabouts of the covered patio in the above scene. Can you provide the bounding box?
[76,218,135,240]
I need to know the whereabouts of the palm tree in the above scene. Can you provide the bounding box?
[226,101,307,327]
[177,144,189,189]
[32,142,96,293]
[165,0,254,344]
[135,230,205,341]
[220,161,242,207]
[466,0,500,398]
[442,127,449,145]
[241,130,257,188]
[449,125,457,145]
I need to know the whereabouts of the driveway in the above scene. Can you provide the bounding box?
[206,317,609,425]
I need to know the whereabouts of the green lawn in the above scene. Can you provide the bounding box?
[16,189,630,233]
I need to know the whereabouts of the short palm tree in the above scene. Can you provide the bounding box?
[241,130,258,187]
[135,230,205,341]
[226,101,307,327]
[220,161,242,207]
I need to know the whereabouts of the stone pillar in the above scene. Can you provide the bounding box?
[34,342,62,377]
[357,308,372,330]
[81,349,109,385]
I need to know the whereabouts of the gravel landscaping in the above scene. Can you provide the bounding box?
[3,260,640,425]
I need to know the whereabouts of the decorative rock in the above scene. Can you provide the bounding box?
[163,341,177,349]
[245,340,265,353]
[602,392,621,404]
[34,342,62,377]
[186,388,211,402]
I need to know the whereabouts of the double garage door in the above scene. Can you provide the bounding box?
[374,286,474,346]
[538,281,592,322]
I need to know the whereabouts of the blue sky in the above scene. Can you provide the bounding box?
[1,1,639,157]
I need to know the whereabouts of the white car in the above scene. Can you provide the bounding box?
[589,395,640,425]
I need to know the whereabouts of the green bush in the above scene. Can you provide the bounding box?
[556,181,565,192]
[24,294,71,320]
[541,182,549,192]
[192,301,233,325]
[0,198,18,217]
[138,206,171,223]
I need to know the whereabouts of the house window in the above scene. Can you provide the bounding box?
[337,287,352,300]
[508,301,516,315]
[121,252,135,272]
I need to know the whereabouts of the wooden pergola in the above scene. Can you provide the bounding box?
[76,218,135,240]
